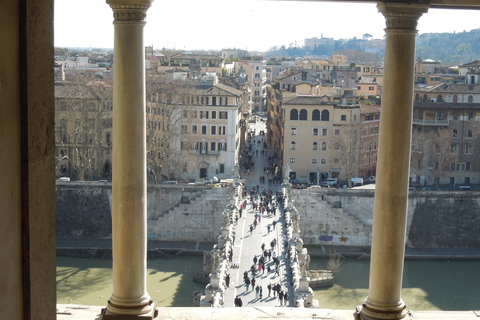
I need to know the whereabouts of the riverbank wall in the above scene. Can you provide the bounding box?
[56,183,480,249]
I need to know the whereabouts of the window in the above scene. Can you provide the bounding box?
[467,129,473,137]
[211,111,217,119]
[465,143,473,154]
[218,142,227,151]
[469,112,475,120]
[105,133,111,145]
[465,177,470,184]
[334,129,340,135]
[219,126,226,135]
[200,111,209,119]
[290,127,297,135]
[437,111,444,120]
[290,141,296,150]
[312,109,320,121]
[466,162,471,171]
[468,95,473,103]
[451,143,458,154]
[299,109,307,120]
[374,126,379,134]
[290,109,298,120]
[190,110,198,118]
[290,158,296,164]
[453,112,458,120]
[453,95,458,103]
[313,142,318,150]
[211,125,216,135]
[321,110,329,121]
[341,115,346,121]
[452,129,458,137]
[437,95,443,102]
[313,128,319,136]
[201,125,207,134]
[312,158,318,165]
[192,125,198,134]
[369,86,375,91]
[321,159,327,164]
[255,73,260,78]
[334,158,339,164]
[219,164,225,173]
[219,111,228,119]
[210,142,216,151]
[181,125,188,134]
[322,142,327,150]
[322,128,327,136]
[415,94,419,101]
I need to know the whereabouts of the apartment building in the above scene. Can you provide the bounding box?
[283,96,360,183]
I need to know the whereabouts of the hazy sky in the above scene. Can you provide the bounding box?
[55,0,480,51]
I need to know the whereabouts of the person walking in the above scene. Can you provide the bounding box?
[251,277,256,290]
[226,273,230,287]
[278,290,284,306]
[283,292,289,307]
[259,286,263,299]
[245,277,250,291]
[255,285,260,298]
[267,283,272,297]
[253,256,257,265]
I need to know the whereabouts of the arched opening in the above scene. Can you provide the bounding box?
[312,109,320,121]
[290,108,298,120]
[299,109,307,120]
[321,109,329,121]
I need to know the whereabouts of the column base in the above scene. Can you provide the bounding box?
[101,301,157,320]
[354,303,409,320]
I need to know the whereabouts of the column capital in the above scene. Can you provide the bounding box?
[107,0,154,21]
[377,3,429,31]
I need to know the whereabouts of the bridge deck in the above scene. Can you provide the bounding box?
[223,117,294,307]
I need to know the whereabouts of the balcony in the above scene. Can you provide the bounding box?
[412,118,449,126]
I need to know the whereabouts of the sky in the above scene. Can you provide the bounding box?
[54,0,480,52]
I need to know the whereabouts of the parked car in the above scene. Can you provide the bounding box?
[364,177,375,184]
[325,178,337,186]
[57,177,70,182]
[458,185,472,191]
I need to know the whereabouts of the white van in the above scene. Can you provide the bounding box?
[351,177,364,186]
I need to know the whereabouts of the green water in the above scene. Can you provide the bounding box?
[56,256,204,307]
[310,259,480,311]
[57,257,480,310]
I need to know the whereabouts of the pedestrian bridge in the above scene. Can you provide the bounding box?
[195,179,316,308]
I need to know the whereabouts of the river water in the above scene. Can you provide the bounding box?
[57,256,480,310]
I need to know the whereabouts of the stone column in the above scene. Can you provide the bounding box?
[104,0,155,318]
[359,4,428,320]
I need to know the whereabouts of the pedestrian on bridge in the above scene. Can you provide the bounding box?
[245,277,250,291]
[267,283,272,297]
[255,285,259,298]
[278,290,284,306]
[251,277,256,290]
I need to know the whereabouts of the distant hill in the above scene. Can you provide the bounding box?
[265,29,480,66]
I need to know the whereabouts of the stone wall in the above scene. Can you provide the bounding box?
[291,189,480,249]
[56,182,229,242]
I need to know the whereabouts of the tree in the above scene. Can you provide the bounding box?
[145,74,198,183]
[330,123,361,188]
[55,75,112,181]
[411,127,453,188]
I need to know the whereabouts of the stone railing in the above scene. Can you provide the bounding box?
[281,184,315,308]
[197,179,244,307]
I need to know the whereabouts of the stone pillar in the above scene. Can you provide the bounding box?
[359,4,428,320]
[103,1,155,318]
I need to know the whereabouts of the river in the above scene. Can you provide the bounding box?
[57,256,480,310]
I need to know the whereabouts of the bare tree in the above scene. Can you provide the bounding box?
[146,75,198,183]
[330,123,361,188]
[55,76,112,181]
[411,127,453,188]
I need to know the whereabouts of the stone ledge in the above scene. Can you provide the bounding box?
[57,305,480,320]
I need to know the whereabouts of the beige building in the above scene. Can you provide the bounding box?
[283,96,360,183]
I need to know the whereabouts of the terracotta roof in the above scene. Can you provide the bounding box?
[415,83,480,94]
[413,101,480,109]
[284,95,333,105]
[360,104,381,114]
